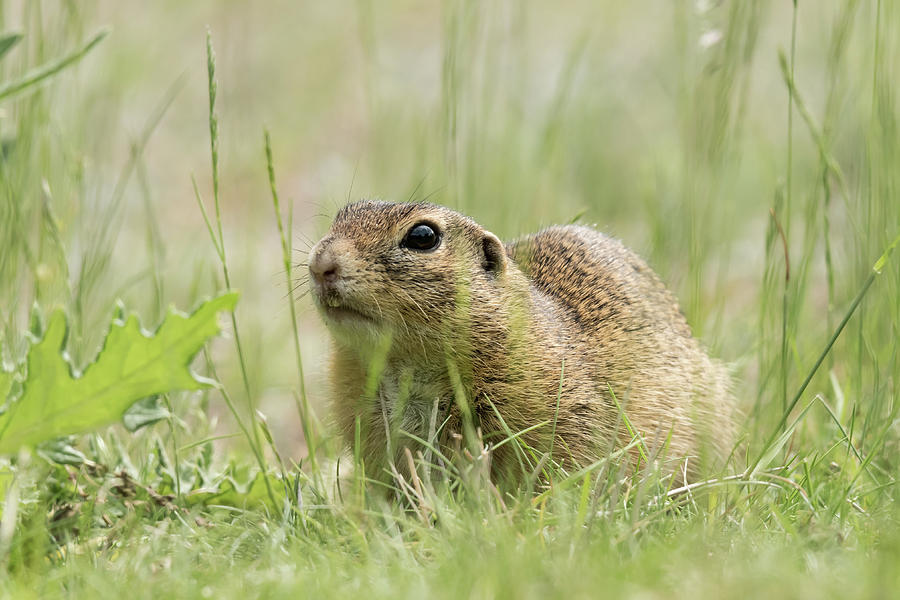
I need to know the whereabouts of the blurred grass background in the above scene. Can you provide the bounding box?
[0,0,896,487]
[0,1,898,596]
[5,0,893,459]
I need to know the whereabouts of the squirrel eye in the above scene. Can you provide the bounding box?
[402,223,441,251]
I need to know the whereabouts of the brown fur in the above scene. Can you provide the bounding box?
[308,201,735,485]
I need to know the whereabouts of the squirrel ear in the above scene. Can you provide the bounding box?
[481,231,507,275]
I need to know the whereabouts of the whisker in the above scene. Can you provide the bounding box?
[272,266,306,279]
[394,299,413,341]
[396,285,429,321]
[295,232,316,248]
[365,288,385,322]
[406,173,428,204]
[419,186,446,204]
[287,286,311,302]
[347,161,358,205]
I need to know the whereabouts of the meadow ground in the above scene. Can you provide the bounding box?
[1,1,899,598]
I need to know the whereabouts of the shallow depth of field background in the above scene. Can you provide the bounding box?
[1,1,899,597]
[8,0,895,456]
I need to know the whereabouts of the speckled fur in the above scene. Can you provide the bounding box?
[309,201,735,484]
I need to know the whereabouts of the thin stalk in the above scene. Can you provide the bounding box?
[138,149,181,498]
[203,348,278,507]
[73,74,183,366]
[870,0,881,120]
[204,30,276,509]
[161,394,181,498]
[822,168,835,372]
[781,0,799,416]
[786,0,798,237]
[547,358,564,469]
[777,50,853,212]
[777,209,790,418]
[264,129,321,484]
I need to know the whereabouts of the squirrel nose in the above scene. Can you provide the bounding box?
[308,246,341,285]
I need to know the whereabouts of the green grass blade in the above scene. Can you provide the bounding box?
[750,230,900,475]
[0,29,108,102]
[0,32,22,61]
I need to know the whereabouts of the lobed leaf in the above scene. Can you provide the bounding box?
[0,292,238,455]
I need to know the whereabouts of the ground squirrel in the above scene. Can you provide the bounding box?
[308,201,735,485]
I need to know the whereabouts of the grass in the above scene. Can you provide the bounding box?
[1,1,899,598]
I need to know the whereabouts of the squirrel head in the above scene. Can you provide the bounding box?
[308,201,508,347]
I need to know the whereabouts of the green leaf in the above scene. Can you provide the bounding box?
[0,369,12,404]
[122,396,171,432]
[0,292,238,455]
[0,32,22,61]
[187,468,285,510]
[38,438,87,466]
